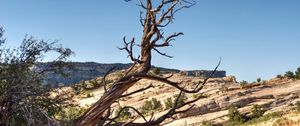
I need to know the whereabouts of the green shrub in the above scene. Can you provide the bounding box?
[200,121,214,126]
[257,78,262,83]
[71,85,81,95]
[56,106,86,125]
[115,106,132,121]
[174,92,188,107]
[164,93,188,110]
[285,71,295,79]
[240,80,248,85]
[242,112,283,126]
[295,67,300,79]
[151,98,163,110]
[250,105,265,119]
[83,91,93,98]
[86,93,93,98]
[276,74,283,79]
[192,94,198,99]
[296,101,300,112]
[153,67,161,75]
[227,105,245,123]
[141,98,163,114]
[164,97,173,110]
[90,79,98,87]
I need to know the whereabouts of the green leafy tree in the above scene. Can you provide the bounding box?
[0,27,74,125]
[257,78,262,83]
[285,71,295,79]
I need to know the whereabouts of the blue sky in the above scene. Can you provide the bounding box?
[1,0,300,82]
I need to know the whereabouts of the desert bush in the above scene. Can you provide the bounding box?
[115,106,132,121]
[296,67,300,79]
[174,92,188,107]
[152,67,161,75]
[56,106,85,125]
[296,101,300,112]
[240,80,248,85]
[71,85,82,95]
[141,98,163,114]
[83,90,93,98]
[200,121,214,126]
[250,104,265,119]
[227,105,245,123]
[257,78,262,83]
[242,111,283,126]
[164,93,188,110]
[164,97,173,110]
[90,79,99,88]
[276,74,283,79]
[285,71,295,79]
[151,98,163,110]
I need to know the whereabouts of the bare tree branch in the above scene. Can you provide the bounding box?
[118,37,142,64]
[120,84,154,98]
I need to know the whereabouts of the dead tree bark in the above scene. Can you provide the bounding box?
[74,1,219,126]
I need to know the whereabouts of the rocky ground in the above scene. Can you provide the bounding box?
[65,73,300,126]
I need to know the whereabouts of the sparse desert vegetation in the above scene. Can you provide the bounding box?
[1,0,300,126]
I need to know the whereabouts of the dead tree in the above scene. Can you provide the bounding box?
[75,0,220,126]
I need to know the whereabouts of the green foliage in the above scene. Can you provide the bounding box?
[0,27,74,125]
[71,85,81,95]
[151,98,163,110]
[257,78,262,83]
[115,106,132,121]
[200,121,213,126]
[240,80,248,85]
[164,97,173,110]
[141,98,163,115]
[200,121,214,126]
[83,90,93,98]
[90,79,99,88]
[285,71,295,79]
[296,101,300,112]
[55,106,85,125]
[227,105,245,123]
[174,92,188,107]
[152,67,161,75]
[276,74,283,79]
[295,67,300,79]
[241,112,283,126]
[250,105,265,119]
[164,93,188,110]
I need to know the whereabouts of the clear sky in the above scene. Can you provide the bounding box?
[1,0,300,82]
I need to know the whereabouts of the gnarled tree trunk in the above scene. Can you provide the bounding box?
[75,1,203,126]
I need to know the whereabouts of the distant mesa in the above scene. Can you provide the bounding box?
[36,62,226,86]
[180,70,226,78]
